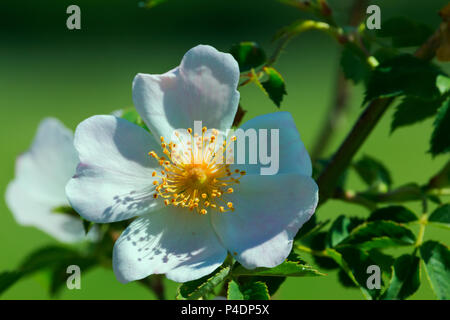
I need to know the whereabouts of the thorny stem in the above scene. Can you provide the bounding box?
[317,25,444,205]
[428,188,450,196]
[333,188,377,211]
[413,197,429,255]
[263,21,333,72]
[333,180,450,210]
[311,71,350,161]
[415,219,427,249]
[311,0,368,160]
[317,97,394,204]
[239,2,372,89]
[139,275,166,300]
[267,33,295,68]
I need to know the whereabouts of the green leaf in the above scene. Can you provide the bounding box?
[253,276,286,296]
[240,281,270,300]
[227,279,271,300]
[428,204,450,228]
[232,253,324,278]
[326,215,352,247]
[361,250,396,294]
[0,271,22,296]
[367,249,395,276]
[19,246,84,273]
[227,279,244,300]
[376,17,433,48]
[52,206,94,235]
[229,42,266,73]
[324,248,345,268]
[120,108,150,131]
[420,241,450,299]
[326,248,391,299]
[295,216,330,242]
[339,221,416,250]
[82,219,94,235]
[427,160,450,189]
[382,254,421,300]
[177,266,231,300]
[260,67,287,108]
[51,205,79,218]
[48,256,96,297]
[310,232,339,270]
[340,46,371,84]
[337,247,384,299]
[427,193,443,205]
[430,97,450,156]
[324,248,360,291]
[364,54,443,104]
[372,47,398,64]
[337,269,358,288]
[353,155,392,192]
[368,206,418,223]
[0,246,96,296]
[235,275,286,297]
[391,97,442,133]
[436,75,450,95]
[20,246,96,297]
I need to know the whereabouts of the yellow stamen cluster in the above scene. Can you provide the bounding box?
[148,127,245,215]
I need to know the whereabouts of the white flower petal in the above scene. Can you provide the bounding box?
[113,207,227,283]
[5,118,86,243]
[13,118,79,203]
[66,115,162,223]
[232,112,312,177]
[6,180,87,243]
[211,174,318,269]
[132,45,240,142]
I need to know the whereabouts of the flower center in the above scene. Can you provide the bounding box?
[148,127,245,215]
[185,166,209,186]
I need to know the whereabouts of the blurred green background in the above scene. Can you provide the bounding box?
[0,0,448,299]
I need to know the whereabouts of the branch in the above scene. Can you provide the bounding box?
[311,0,368,160]
[333,188,377,211]
[311,70,350,160]
[317,25,444,204]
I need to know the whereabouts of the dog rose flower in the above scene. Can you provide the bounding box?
[66,45,318,283]
[6,118,92,243]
